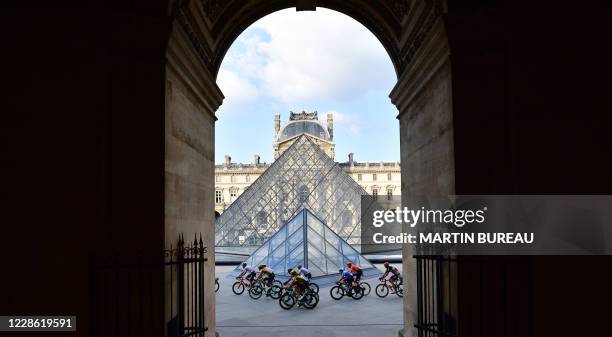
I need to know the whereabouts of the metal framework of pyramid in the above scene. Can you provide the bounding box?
[215,135,368,248]
[235,208,376,278]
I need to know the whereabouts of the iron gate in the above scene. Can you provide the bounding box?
[414,255,457,337]
[89,233,208,337]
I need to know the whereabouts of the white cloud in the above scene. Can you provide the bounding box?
[216,68,259,102]
[328,110,364,134]
[217,8,396,104]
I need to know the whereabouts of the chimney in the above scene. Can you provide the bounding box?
[274,113,281,137]
[327,112,333,140]
[253,154,261,165]
[348,153,354,167]
[224,155,231,166]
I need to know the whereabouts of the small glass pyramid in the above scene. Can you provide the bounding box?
[236,208,374,278]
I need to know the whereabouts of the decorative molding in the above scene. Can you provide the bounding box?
[390,5,449,117]
[200,0,222,23]
[392,0,411,20]
[176,8,214,72]
[399,0,443,69]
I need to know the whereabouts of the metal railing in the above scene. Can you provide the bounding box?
[89,234,208,337]
[414,255,457,337]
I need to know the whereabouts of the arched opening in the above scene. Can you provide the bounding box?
[213,8,403,334]
[165,2,452,336]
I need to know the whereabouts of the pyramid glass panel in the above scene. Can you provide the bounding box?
[216,135,368,249]
[235,208,376,278]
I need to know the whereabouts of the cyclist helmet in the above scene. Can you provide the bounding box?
[290,270,298,276]
[287,268,293,274]
[383,261,389,267]
[242,262,247,268]
[297,265,302,269]
[347,262,352,267]
[339,269,344,273]
[257,265,266,270]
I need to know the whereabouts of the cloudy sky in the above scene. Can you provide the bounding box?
[215,8,399,164]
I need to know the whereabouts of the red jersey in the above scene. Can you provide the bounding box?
[349,265,361,273]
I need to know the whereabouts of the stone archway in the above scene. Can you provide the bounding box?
[165,1,452,336]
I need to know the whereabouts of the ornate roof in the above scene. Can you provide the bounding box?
[277,120,330,142]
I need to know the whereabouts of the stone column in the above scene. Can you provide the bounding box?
[166,6,224,336]
[389,5,454,337]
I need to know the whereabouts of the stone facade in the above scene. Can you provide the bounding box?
[215,111,401,214]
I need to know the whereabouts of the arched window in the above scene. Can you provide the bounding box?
[215,190,223,204]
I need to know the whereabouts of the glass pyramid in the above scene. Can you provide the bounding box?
[236,208,375,278]
[215,135,368,248]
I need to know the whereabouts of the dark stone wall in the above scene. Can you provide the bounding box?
[2,2,171,336]
[446,1,612,336]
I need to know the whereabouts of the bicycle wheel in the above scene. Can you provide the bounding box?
[279,293,295,310]
[360,282,371,296]
[350,286,364,300]
[273,280,283,288]
[248,285,263,299]
[303,292,319,309]
[330,285,345,300]
[309,282,319,294]
[232,282,245,295]
[395,282,404,298]
[375,284,389,298]
[215,279,220,293]
[268,285,282,300]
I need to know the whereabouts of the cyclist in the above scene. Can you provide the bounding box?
[257,264,275,287]
[286,270,309,301]
[380,261,402,291]
[237,262,256,286]
[347,262,362,285]
[296,265,312,280]
[337,268,354,291]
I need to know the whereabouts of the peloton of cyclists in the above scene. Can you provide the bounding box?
[380,261,402,291]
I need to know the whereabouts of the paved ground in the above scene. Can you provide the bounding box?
[216,264,403,337]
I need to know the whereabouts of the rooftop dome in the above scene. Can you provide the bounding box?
[277,120,330,141]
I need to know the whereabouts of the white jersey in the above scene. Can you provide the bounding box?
[298,267,311,276]
[244,266,255,273]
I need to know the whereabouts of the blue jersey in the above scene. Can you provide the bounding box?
[341,270,354,282]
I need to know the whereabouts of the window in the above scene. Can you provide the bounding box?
[357,174,362,181]
[387,173,392,181]
[373,174,377,181]
[215,175,221,183]
[231,175,237,183]
[215,190,223,204]
[387,188,393,200]
[372,188,379,200]
[245,175,251,183]
[229,188,238,202]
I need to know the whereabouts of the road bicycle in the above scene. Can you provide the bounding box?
[329,281,364,300]
[248,278,282,300]
[375,276,403,298]
[231,276,254,295]
[279,286,319,310]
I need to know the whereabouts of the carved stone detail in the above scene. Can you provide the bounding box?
[201,0,221,23]
[400,0,443,69]
[176,8,214,73]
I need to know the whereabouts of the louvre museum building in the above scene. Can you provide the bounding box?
[214,111,398,278]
